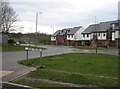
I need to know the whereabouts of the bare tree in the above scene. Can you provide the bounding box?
[0,0,18,34]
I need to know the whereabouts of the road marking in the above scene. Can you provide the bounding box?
[0,70,14,77]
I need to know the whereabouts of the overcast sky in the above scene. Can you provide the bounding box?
[9,0,119,34]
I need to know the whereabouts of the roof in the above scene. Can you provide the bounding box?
[98,20,118,32]
[82,20,118,34]
[82,24,97,34]
[51,30,61,37]
[67,26,82,35]
[59,28,72,36]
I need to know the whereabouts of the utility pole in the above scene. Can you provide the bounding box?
[51,26,54,34]
[35,12,42,48]
[95,16,98,54]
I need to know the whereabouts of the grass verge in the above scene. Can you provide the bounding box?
[17,53,118,87]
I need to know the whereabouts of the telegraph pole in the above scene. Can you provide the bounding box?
[35,12,42,48]
[95,16,98,54]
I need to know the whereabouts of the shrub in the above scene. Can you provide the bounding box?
[8,39,15,45]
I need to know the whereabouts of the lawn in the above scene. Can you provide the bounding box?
[12,78,67,88]
[17,53,118,87]
[72,46,108,50]
[2,44,46,52]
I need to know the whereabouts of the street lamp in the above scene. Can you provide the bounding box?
[36,12,42,48]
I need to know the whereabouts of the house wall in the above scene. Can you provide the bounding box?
[66,40,81,46]
[112,32,115,41]
[97,32,106,40]
[82,34,91,40]
[67,35,74,40]
[51,36,56,41]
[100,32,107,40]
[74,27,85,40]
[115,30,119,39]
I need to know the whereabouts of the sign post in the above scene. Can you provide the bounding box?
[39,49,42,67]
[25,47,29,60]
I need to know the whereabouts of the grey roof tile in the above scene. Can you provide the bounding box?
[82,20,118,34]
[59,28,72,36]
[67,26,82,35]
[51,30,61,37]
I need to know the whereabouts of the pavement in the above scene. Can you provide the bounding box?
[0,45,119,88]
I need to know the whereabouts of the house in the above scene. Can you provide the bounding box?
[59,28,72,46]
[51,26,85,46]
[81,24,96,46]
[66,26,84,46]
[81,20,119,47]
[51,30,61,45]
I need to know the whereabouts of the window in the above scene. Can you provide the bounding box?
[103,33,106,37]
[87,34,89,37]
[83,34,85,37]
[98,33,100,36]
[71,35,73,38]
[68,35,70,38]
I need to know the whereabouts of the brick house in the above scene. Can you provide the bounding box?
[66,26,84,46]
[51,26,85,46]
[51,30,61,45]
[81,20,119,47]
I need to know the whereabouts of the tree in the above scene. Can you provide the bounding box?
[0,0,18,34]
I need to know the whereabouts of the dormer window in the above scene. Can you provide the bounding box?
[67,30,70,32]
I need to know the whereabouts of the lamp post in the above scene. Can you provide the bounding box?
[36,12,42,48]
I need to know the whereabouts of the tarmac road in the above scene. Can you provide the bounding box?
[2,45,74,82]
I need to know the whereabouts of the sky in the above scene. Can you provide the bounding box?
[9,0,120,34]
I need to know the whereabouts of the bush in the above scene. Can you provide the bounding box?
[8,39,15,45]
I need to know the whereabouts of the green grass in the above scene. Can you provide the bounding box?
[12,78,66,88]
[26,69,118,86]
[18,53,118,87]
[72,46,108,50]
[2,44,46,52]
